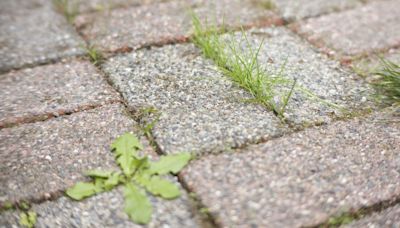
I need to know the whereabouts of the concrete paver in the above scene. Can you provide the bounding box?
[0,0,85,73]
[75,0,281,52]
[181,111,400,227]
[294,0,400,57]
[0,59,120,128]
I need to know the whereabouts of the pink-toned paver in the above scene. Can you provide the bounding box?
[0,59,121,128]
[181,111,400,227]
[293,0,400,58]
[75,0,282,52]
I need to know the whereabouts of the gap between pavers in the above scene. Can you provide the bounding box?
[0,0,85,73]
[180,110,400,227]
[345,204,400,227]
[0,103,202,227]
[74,0,282,53]
[292,0,400,59]
[0,59,121,129]
[102,42,286,155]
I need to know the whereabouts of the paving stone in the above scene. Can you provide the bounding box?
[272,0,362,21]
[0,104,143,204]
[229,27,372,126]
[103,43,285,155]
[0,184,201,228]
[0,0,85,73]
[0,59,121,128]
[75,0,281,52]
[181,111,400,227]
[294,0,400,57]
[346,205,400,228]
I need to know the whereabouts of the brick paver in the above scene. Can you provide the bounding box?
[103,43,285,155]
[0,183,201,228]
[0,59,120,128]
[0,0,85,73]
[181,111,400,227]
[75,0,281,52]
[0,104,136,204]
[273,0,362,21]
[293,0,400,58]
[70,0,168,13]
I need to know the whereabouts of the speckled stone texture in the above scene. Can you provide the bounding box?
[75,0,281,52]
[0,59,121,128]
[273,0,362,21]
[103,43,285,155]
[181,111,400,227]
[0,0,85,73]
[228,27,372,126]
[0,104,141,204]
[0,185,201,228]
[294,0,400,57]
[346,205,400,228]
[70,0,169,13]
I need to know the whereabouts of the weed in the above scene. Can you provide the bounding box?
[66,133,192,224]
[85,44,104,66]
[372,59,400,106]
[191,13,296,118]
[191,13,343,120]
[326,213,354,227]
[53,0,79,24]
[19,211,37,228]
[257,0,276,10]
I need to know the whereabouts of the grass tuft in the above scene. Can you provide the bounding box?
[372,59,400,106]
[85,44,104,66]
[191,13,296,118]
[53,0,79,24]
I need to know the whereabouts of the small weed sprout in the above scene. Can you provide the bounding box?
[85,44,104,66]
[53,0,79,24]
[66,133,192,225]
[19,211,37,228]
[372,59,400,106]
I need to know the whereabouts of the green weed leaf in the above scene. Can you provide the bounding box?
[85,170,113,178]
[19,211,37,228]
[104,172,121,190]
[149,152,192,175]
[111,133,143,176]
[137,175,181,199]
[66,182,99,200]
[124,183,152,224]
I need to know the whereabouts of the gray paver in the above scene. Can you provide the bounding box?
[294,0,400,57]
[0,59,121,128]
[181,111,400,227]
[273,0,362,21]
[103,43,285,155]
[0,104,138,204]
[75,0,280,52]
[0,184,201,228]
[228,27,372,126]
[0,0,85,73]
[346,205,400,228]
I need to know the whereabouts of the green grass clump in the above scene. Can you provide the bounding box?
[85,44,104,66]
[373,59,400,106]
[53,0,78,24]
[191,14,295,118]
